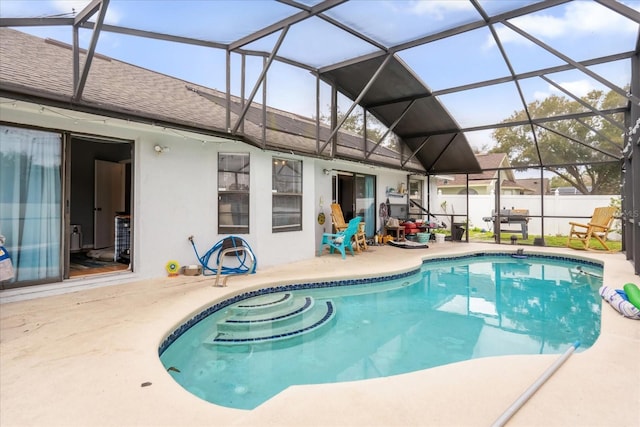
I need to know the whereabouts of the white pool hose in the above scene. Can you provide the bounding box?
[491,341,581,427]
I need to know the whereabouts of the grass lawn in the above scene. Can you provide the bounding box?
[465,229,622,252]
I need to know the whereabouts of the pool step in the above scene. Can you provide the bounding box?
[229,292,295,316]
[217,296,314,332]
[205,294,335,345]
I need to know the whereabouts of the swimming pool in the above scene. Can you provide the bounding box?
[159,253,602,410]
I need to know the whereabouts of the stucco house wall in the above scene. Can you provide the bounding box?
[1,101,412,285]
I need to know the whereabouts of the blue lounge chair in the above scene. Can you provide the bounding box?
[318,216,362,259]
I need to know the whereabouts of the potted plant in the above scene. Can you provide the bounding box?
[433,228,446,243]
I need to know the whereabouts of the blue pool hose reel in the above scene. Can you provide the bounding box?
[188,235,257,276]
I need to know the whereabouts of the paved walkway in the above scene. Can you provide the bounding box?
[1,243,638,426]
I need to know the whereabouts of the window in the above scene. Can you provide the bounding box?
[218,153,249,234]
[408,178,425,217]
[272,158,302,232]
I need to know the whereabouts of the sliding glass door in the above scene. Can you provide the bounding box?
[0,125,62,287]
[355,174,376,237]
[334,171,376,238]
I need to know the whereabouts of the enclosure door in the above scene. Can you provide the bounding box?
[94,160,125,249]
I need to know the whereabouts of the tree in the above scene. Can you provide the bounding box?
[490,89,626,194]
[548,175,571,189]
[319,106,392,148]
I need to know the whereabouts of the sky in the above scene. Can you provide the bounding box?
[1,0,638,151]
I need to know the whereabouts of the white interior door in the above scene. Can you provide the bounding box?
[94,160,125,249]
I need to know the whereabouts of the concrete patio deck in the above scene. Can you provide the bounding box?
[1,242,639,426]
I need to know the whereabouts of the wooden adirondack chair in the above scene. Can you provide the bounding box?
[318,216,362,259]
[331,203,367,252]
[330,203,348,232]
[567,206,617,251]
[353,221,368,252]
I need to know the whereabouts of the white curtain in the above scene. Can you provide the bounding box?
[0,125,62,284]
[355,174,376,237]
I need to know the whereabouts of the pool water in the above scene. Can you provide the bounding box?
[160,254,602,409]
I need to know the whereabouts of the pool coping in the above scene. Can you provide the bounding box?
[158,249,604,356]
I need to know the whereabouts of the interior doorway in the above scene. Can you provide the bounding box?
[94,159,125,249]
[66,137,133,278]
[332,171,376,237]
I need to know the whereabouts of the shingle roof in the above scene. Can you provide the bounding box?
[517,178,550,195]
[436,153,511,186]
[0,28,427,172]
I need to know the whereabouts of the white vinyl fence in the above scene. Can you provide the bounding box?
[431,194,620,237]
